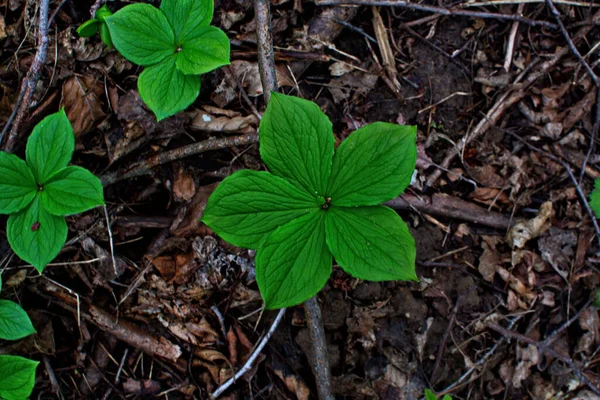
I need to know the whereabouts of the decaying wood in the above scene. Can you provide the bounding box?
[1,0,51,151]
[34,279,182,364]
[100,133,258,186]
[386,192,513,230]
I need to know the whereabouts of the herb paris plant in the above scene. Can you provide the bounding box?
[202,93,418,309]
[0,276,38,400]
[76,5,114,48]
[0,110,104,273]
[103,0,230,121]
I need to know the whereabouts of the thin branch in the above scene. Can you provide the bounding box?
[504,130,600,249]
[314,0,558,29]
[546,0,599,87]
[488,322,600,396]
[90,0,106,19]
[99,133,258,186]
[1,0,51,151]
[465,0,600,8]
[211,309,286,398]
[439,316,522,395]
[254,0,278,103]
[304,297,335,400]
[426,10,600,186]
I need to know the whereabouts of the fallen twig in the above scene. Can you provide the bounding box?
[503,3,524,71]
[35,278,182,364]
[314,0,559,29]
[427,11,600,186]
[466,0,600,8]
[546,0,599,87]
[546,0,600,186]
[386,192,513,230]
[489,320,600,396]
[211,308,286,398]
[254,0,278,104]
[100,134,258,186]
[504,130,600,250]
[1,0,51,151]
[304,297,335,400]
[439,316,521,396]
[90,0,106,19]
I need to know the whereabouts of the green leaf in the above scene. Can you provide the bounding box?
[7,197,68,273]
[95,4,112,21]
[138,56,201,121]
[442,396,453,400]
[25,109,74,184]
[76,19,100,37]
[325,206,417,281]
[41,166,105,216]
[260,92,335,198]
[175,26,230,75]
[105,3,175,66]
[590,177,600,218]
[161,0,213,44]
[327,122,417,207]
[99,23,113,49]
[424,389,437,400]
[256,210,331,309]
[202,170,318,249]
[0,300,36,341]
[0,355,38,400]
[0,152,37,214]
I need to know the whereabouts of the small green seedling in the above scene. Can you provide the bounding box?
[425,389,452,400]
[0,276,39,400]
[0,110,104,272]
[76,4,114,48]
[101,0,230,121]
[202,93,418,309]
[590,177,600,217]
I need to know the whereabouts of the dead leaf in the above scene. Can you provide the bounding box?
[122,379,161,395]
[227,327,238,365]
[576,308,600,354]
[273,363,311,400]
[173,166,196,202]
[467,164,505,188]
[61,75,106,136]
[149,256,176,281]
[229,60,294,96]
[513,344,538,388]
[171,183,217,237]
[507,201,553,249]
[189,110,258,133]
[538,228,577,279]
[478,239,503,282]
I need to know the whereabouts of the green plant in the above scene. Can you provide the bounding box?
[101,0,230,121]
[0,110,104,273]
[425,389,452,400]
[590,177,600,217]
[202,93,418,309]
[0,276,38,400]
[76,4,114,48]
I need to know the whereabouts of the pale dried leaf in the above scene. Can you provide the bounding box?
[62,75,106,136]
[507,202,553,249]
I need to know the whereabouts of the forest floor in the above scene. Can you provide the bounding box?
[1,0,600,399]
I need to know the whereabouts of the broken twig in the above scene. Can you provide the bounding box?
[1,0,51,150]
[314,0,558,29]
[211,309,286,398]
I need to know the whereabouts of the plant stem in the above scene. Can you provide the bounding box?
[304,296,335,400]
